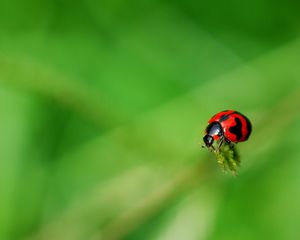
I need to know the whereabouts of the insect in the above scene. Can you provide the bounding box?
[203,110,252,152]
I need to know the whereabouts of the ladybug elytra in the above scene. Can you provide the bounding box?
[203,110,252,151]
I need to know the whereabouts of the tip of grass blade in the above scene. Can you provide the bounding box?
[215,142,240,175]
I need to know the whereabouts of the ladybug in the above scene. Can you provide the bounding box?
[203,110,252,151]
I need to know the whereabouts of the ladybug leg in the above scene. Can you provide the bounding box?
[217,138,224,153]
[208,145,216,152]
[223,138,235,149]
[201,143,215,152]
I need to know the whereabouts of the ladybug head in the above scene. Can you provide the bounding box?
[203,122,223,149]
[203,135,214,147]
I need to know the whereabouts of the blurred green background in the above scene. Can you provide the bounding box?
[1,1,300,240]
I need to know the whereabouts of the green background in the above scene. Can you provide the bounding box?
[1,1,300,240]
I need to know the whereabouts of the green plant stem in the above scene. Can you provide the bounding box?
[0,57,120,128]
[97,162,211,240]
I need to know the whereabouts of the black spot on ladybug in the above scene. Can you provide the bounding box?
[229,117,243,140]
[219,114,230,122]
[245,117,252,138]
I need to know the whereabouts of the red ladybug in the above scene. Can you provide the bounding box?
[203,110,252,151]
